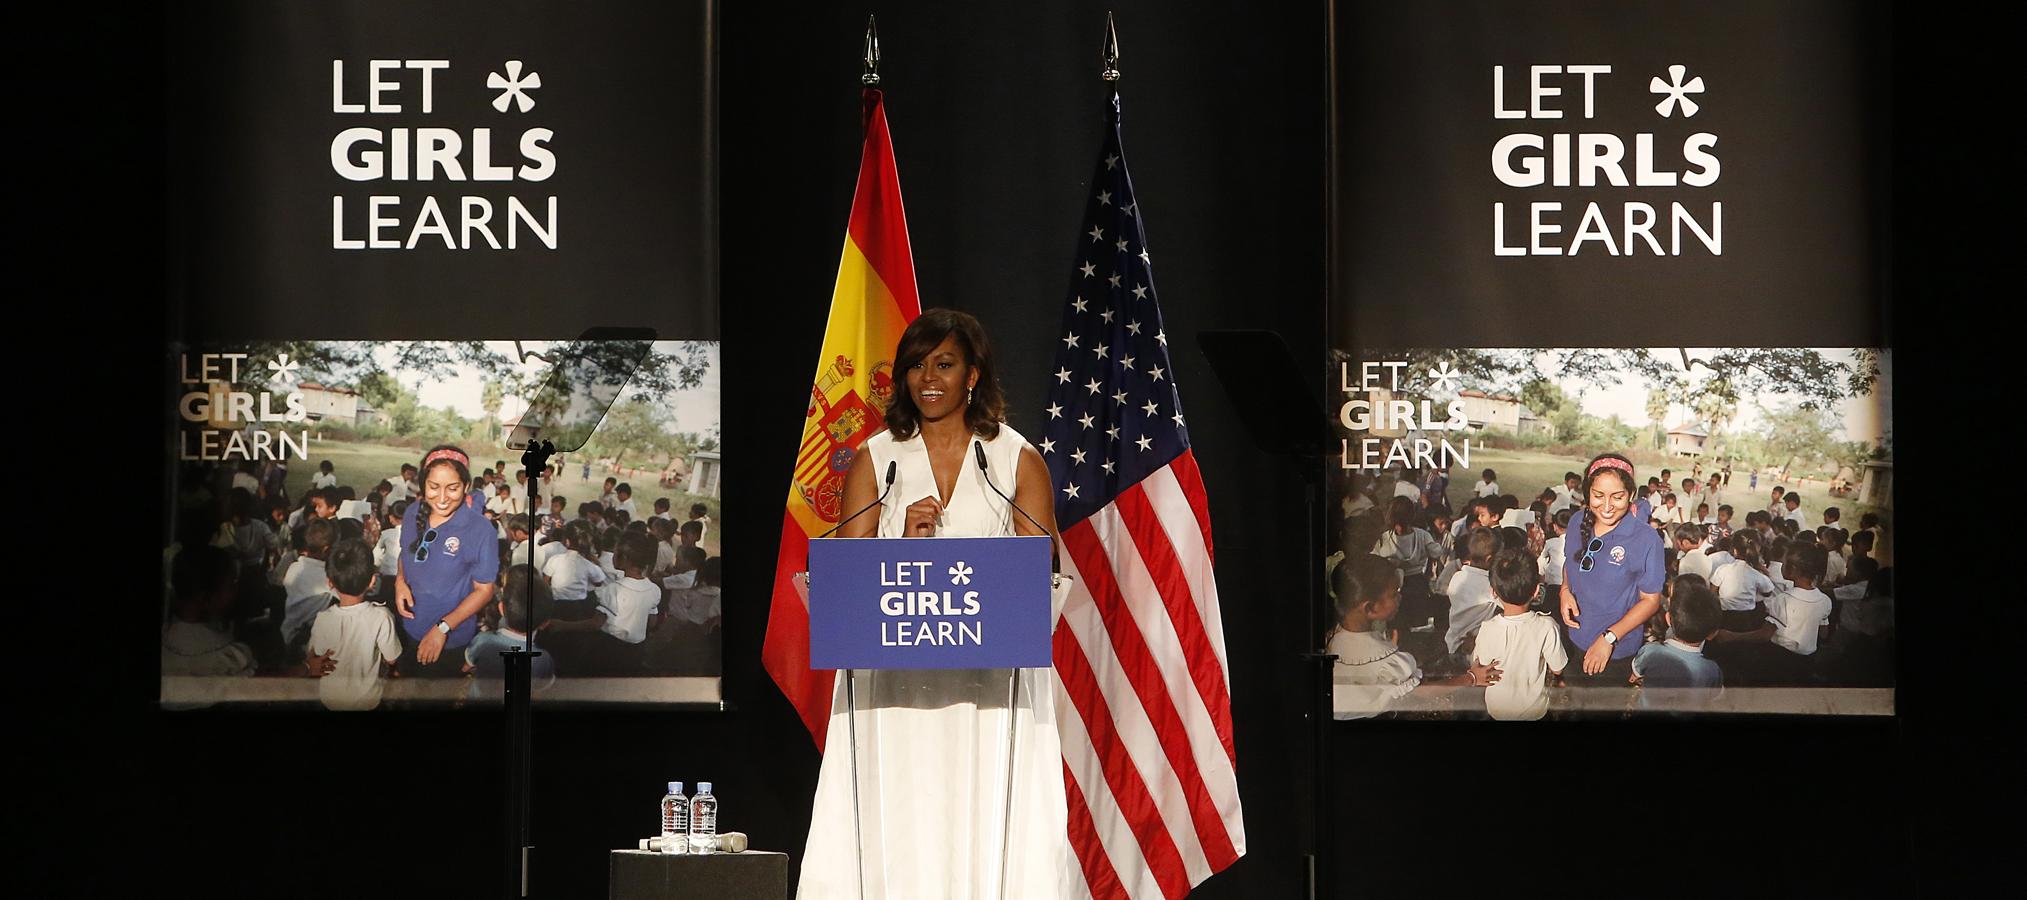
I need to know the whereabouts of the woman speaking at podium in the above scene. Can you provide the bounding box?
[799,309,1078,899]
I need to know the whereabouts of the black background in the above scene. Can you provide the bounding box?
[166,0,717,341]
[1332,0,1888,348]
[31,0,2001,897]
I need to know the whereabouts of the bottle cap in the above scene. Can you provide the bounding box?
[668,782,683,794]
[698,781,712,793]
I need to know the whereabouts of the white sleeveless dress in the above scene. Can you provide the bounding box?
[797,424,1078,900]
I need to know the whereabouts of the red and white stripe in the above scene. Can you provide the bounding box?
[1053,450,1244,899]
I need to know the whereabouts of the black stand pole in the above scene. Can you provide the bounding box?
[508,439,554,899]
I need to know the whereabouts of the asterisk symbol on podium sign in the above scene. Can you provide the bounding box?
[948,562,973,585]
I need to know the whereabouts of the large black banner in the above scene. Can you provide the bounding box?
[1332,0,1886,348]
[169,0,716,340]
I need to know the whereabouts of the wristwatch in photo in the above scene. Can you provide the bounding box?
[1601,629,1618,646]
[435,619,451,635]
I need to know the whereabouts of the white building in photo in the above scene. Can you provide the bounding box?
[1457,389,1547,435]
[1667,422,1710,457]
[688,449,722,499]
[298,382,360,424]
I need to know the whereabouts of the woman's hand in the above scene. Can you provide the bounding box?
[903,495,943,537]
[394,577,416,619]
[1558,583,1580,629]
[1583,635,1613,675]
[417,628,448,665]
[1467,659,1503,687]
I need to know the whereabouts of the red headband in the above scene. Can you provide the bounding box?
[1587,457,1633,477]
[423,448,470,470]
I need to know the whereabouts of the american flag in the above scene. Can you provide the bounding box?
[1046,92,1245,900]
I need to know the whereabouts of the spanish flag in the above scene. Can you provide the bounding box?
[763,88,920,745]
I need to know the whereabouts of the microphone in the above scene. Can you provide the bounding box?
[975,440,1051,540]
[817,459,897,539]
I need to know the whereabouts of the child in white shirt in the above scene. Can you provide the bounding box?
[281,519,337,650]
[305,539,402,711]
[541,521,608,607]
[1709,531,1776,630]
[371,502,405,603]
[1763,545,1833,656]
[1473,549,1566,720]
[1443,528,1502,659]
[1327,554,1498,719]
[1538,508,1571,602]
[1476,468,1500,498]
[592,535,660,644]
[1673,524,1713,579]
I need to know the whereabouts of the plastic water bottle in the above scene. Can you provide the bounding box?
[689,782,718,854]
[660,782,690,854]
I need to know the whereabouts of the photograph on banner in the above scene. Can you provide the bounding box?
[1324,347,1891,720]
[165,340,723,709]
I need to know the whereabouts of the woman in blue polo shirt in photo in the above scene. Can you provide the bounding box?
[393,444,500,676]
[1557,452,1665,686]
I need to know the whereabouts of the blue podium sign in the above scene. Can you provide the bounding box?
[808,535,1054,670]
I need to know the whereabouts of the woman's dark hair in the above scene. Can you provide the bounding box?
[1576,453,1638,571]
[1330,552,1399,621]
[1488,548,1540,606]
[418,443,472,487]
[884,308,1006,440]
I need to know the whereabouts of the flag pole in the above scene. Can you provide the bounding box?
[863,14,881,85]
[1100,11,1120,83]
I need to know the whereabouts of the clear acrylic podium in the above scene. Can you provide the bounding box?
[800,535,1063,900]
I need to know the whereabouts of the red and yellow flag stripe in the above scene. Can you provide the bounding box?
[763,89,920,745]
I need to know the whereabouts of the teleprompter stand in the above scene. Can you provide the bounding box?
[503,331,658,898]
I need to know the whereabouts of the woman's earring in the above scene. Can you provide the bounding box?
[967,387,974,405]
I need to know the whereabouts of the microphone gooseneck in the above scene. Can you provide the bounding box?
[817,459,898,539]
[975,440,1051,539]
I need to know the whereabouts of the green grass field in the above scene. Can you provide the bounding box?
[1376,446,1892,559]
[285,438,722,555]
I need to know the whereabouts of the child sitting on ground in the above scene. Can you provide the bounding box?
[1674,524,1713,579]
[163,545,256,678]
[1443,528,1503,664]
[547,533,660,674]
[1631,574,1725,710]
[541,520,607,618]
[1472,548,1566,721]
[464,564,558,701]
[687,503,712,543]
[1329,554,1499,719]
[281,519,337,654]
[304,538,403,711]
[663,544,708,591]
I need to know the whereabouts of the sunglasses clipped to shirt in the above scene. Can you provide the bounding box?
[411,526,441,562]
[1578,537,1605,572]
